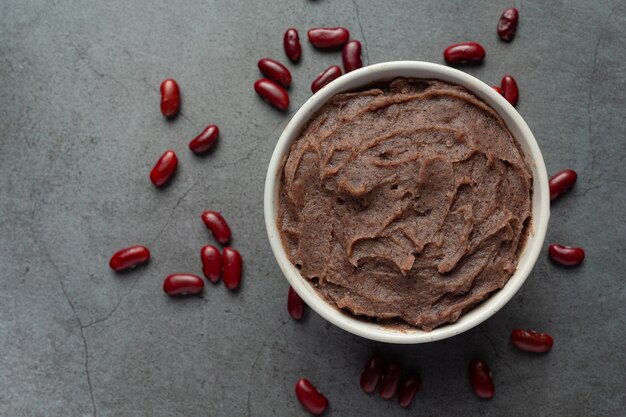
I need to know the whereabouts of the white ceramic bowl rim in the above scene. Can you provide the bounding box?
[264,61,550,344]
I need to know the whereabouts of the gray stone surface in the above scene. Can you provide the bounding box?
[1,0,624,416]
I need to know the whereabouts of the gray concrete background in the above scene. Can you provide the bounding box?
[1,0,624,416]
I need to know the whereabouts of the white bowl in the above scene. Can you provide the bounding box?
[264,61,550,344]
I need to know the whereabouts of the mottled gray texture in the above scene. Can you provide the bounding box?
[0,0,624,416]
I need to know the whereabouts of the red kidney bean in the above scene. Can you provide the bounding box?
[189,125,219,154]
[163,274,204,296]
[397,374,421,408]
[222,247,242,290]
[379,361,402,400]
[254,78,289,110]
[311,65,342,93]
[308,27,350,49]
[150,150,178,187]
[469,359,495,399]
[258,58,292,88]
[284,28,302,63]
[160,78,180,118]
[295,379,328,416]
[342,40,363,73]
[200,211,231,245]
[549,244,585,266]
[201,245,222,283]
[549,169,577,201]
[501,75,519,106]
[492,86,503,95]
[288,286,305,320]
[443,42,486,64]
[360,354,385,393]
[498,8,519,41]
[511,329,554,353]
[109,245,150,272]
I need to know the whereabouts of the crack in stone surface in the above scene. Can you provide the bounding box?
[586,3,614,192]
[64,34,126,91]
[28,206,97,417]
[178,112,199,129]
[246,321,287,417]
[351,0,370,65]
[214,115,291,169]
[479,326,501,359]
[85,179,200,329]
[150,181,200,246]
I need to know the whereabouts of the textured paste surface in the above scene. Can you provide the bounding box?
[278,78,532,331]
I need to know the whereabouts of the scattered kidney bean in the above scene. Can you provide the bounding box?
[258,58,292,88]
[160,78,180,118]
[443,42,486,64]
[284,28,302,63]
[492,86,504,95]
[511,329,554,353]
[150,150,178,187]
[308,27,350,49]
[109,245,150,272]
[201,211,231,245]
[295,379,328,416]
[549,169,577,201]
[360,354,385,393]
[469,359,495,399]
[288,286,305,320]
[342,40,363,73]
[498,8,519,41]
[163,274,204,295]
[222,247,242,290]
[379,361,402,400]
[189,125,219,154]
[501,75,519,106]
[311,65,342,93]
[201,245,222,283]
[549,244,585,266]
[397,374,421,408]
[254,78,289,110]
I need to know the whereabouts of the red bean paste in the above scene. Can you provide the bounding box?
[278,78,532,331]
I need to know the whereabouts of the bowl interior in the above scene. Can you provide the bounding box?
[264,61,550,344]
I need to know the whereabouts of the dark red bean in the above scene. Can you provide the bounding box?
[360,354,385,393]
[160,78,180,118]
[492,86,503,95]
[549,244,585,266]
[549,169,578,201]
[163,274,204,296]
[284,28,302,63]
[258,58,292,88]
[501,75,519,106]
[511,329,554,353]
[150,150,178,187]
[311,65,342,93]
[469,359,495,399]
[201,245,222,283]
[498,8,519,41]
[443,42,486,64]
[109,245,150,272]
[397,374,421,408]
[200,211,231,245]
[379,361,402,400]
[222,247,242,290]
[295,379,328,416]
[189,125,219,154]
[288,286,305,320]
[254,78,289,110]
[342,40,363,73]
[308,27,350,49]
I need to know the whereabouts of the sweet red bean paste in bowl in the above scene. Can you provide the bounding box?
[278,78,532,331]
